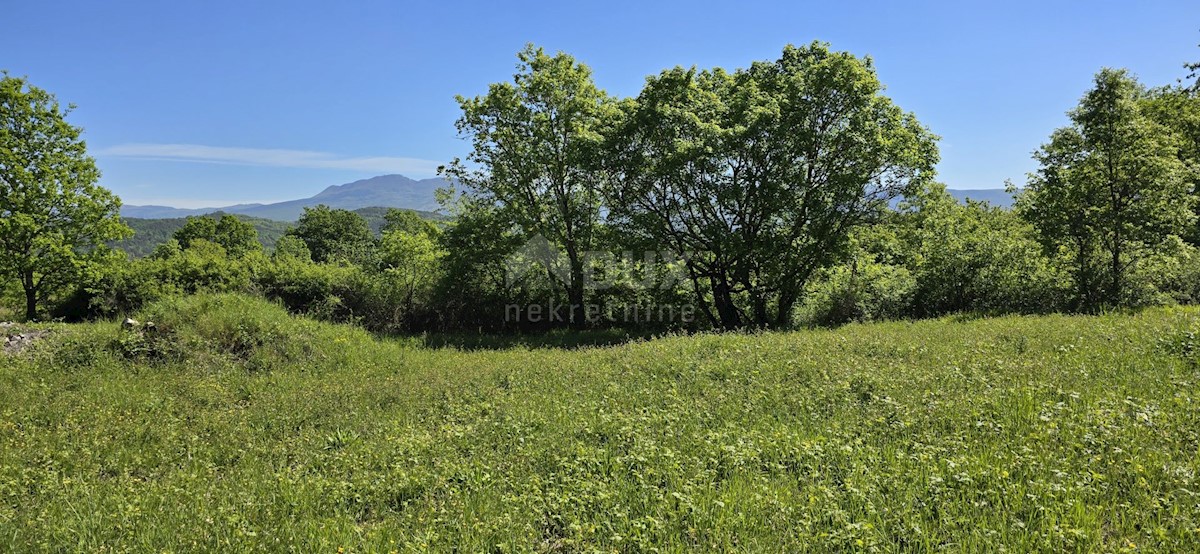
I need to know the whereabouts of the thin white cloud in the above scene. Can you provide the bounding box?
[97,143,443,176]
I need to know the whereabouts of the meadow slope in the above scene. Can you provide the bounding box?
[2,295,1200,552]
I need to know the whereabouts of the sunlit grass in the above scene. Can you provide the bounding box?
[2,294,1199,551]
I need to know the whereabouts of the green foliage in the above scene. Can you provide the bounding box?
[379,223,444,330]
[433,203,528,330]
[75,240,260,319]
[111,208,442,259]
[797,254,916,327]
[381,207,441,236]
[111,212,341,258]
[1125,236,1200,306]
[442,44,615,326]
[5,296,1200,550]
[255,257,365,321]
[286,205,375,264]
[1021,69,1195,310]
[902,186,1069,316]
[173,214,262,257]
[0,72,131,319]
[271,234,311,261]
[605,42,938,328]
[1141,85,1200,243]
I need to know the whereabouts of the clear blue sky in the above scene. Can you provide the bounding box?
[4,0,1198,207]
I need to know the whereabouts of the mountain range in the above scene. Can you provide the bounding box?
[121,174,449,221]
[121,174,1014,222]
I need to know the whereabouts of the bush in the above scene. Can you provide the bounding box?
[1126,238,1200,307]
[64,240,259,319]
[124,293,372,371]
[797,258,916,327]
[255,259,364,321]
[902,188,1070,316]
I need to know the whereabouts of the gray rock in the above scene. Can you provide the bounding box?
[3,329,49,355]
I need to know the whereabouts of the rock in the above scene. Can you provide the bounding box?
[3,329,49,355]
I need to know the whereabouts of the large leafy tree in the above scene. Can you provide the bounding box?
[441,44,615,327]
[0,72,130,319]
[606,43,938,328]
[433,201,527,330]
[285,205,373,263]
[1020,69,1193,310]
[173,214,261,257]
[381,208,440,237]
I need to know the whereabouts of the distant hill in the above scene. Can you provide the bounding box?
[118,203,266,219]
[113,207,446,258]
[121,174,448,221]
[112,213,292,258]
[946,188,1014,208]
[121,176,1010,219]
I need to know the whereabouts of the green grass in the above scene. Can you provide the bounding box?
[3,294,1200,552]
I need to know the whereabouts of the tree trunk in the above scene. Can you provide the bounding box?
[775,286,798,328]
[22,271,37,321]
[1110,235,1122,307]
[567,246,586,329]
[684,266,719,328]
[749,284,769,328]
[710,274,741,330]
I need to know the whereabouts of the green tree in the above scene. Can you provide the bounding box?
[285,205,374,264]
[1020,69,1194,309]
[379,225,444,329]
[441,44,615,327]
[381,208,439,237]
[0,72,130,319]
[606,43,938,328]
[900,185,1066,316]
[173,214,261,257]
[434,202,527,329]
[272,235,312,261]
[1141,85,1200,243]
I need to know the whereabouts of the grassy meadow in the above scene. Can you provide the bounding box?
[3,294,1200,551]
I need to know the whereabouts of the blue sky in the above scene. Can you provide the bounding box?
[3,0,1198,208]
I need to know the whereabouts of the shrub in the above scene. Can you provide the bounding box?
[125,293,372,371]
[797,258,916,327]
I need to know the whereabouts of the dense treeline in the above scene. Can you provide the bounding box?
[3,44,1199,332]
[110,207,448,258]
[112,213,292,258]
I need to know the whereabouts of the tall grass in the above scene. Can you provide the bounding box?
[2,294,1199,551]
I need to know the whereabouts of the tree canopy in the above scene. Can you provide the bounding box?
[0,72,130,319]
[441,44,616,326]
[605,42,939,328]
[173,214,261,257]
[285,205,374,264]
[1020,68,1194,310]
